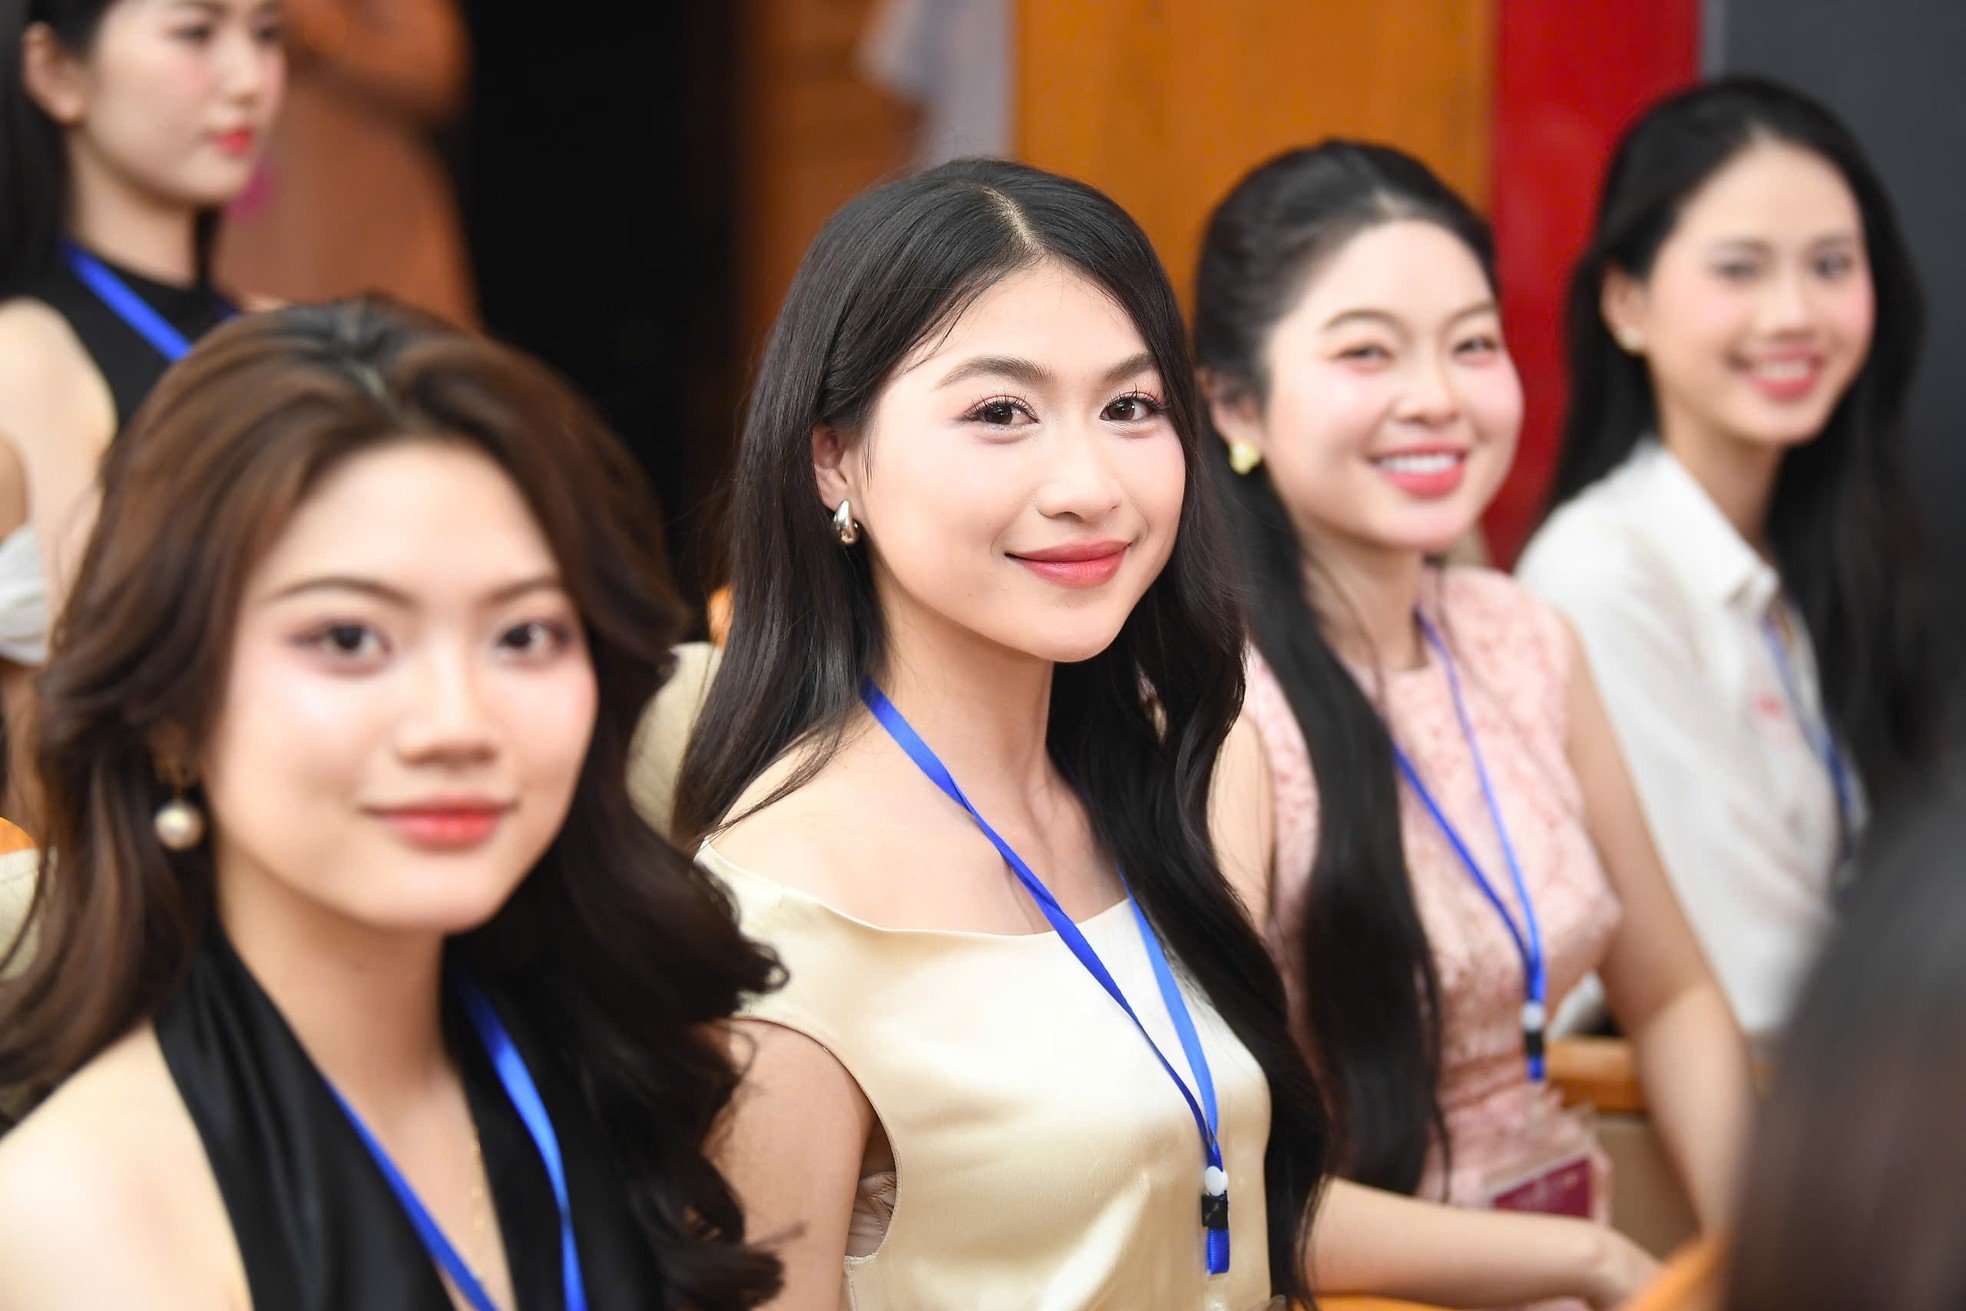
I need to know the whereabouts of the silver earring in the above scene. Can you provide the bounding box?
[154,761,206,852]
[833,499,860,546]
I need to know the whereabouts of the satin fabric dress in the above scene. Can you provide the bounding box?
[154,930,668,1309]
[703,845,1278,1311]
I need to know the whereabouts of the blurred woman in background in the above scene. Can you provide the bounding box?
[0,0,286,821]
[1519,78,1946,1041]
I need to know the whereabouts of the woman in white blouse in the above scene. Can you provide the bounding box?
[1518,78,1946,1042]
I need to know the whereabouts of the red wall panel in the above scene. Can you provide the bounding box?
[1487,0,1700,561]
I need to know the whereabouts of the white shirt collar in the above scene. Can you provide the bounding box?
[1619,441,1782,617]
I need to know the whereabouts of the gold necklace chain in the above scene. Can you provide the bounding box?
[444,1118,502,1311]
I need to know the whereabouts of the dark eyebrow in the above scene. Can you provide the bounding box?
[1323,309,1399,332]
[1322,303,1496,333]
[262,574,566,608]
[935,351,1159,391]
[1707,238,1773,256]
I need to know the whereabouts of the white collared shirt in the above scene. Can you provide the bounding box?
[1517,441,1856,1040]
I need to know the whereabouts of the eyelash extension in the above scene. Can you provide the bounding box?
[962,394,1038,424]
[1111,388,1168,416]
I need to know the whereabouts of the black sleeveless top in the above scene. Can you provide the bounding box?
[153,932,668,1309]
[19,249,237,430]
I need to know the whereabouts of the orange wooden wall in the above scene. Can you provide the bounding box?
[737,0,916,356]
[1017,0,1495,303]
[737,2,1495,368]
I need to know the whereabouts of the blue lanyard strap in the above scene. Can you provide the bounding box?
[1391,616,1549,1081]
[327,972,589,1311]
[861,680,1231,1275]
[60,243,217,362]
[1759,612,1856,862]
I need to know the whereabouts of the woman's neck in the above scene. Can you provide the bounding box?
[219,871,452,1122]
[64,146,202,286]
[874,598,1058,813]
[1659,418,1783,554]
[1300,526,1428,673]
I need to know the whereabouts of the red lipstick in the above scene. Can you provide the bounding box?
[369,798,513,851]
[1370,446,1469,500]
[212,127,258,157]
[1009,540,1129,588]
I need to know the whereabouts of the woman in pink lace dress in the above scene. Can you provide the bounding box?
[1193,143,1755,1309]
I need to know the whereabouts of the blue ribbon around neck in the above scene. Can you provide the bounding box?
[1759,611,1857,863]
[1390,614,1550,1081]
[61,242,225,362]
[861,680,1231,1276]
[325,971,587,1311]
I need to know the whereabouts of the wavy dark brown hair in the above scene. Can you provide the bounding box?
[0,298,781,1309]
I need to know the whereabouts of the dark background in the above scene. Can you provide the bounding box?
[453,5,742,618]
[1716,0,1966,635]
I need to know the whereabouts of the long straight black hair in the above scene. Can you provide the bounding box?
[673,157,1328,1300]
[1193,141,1500,1196]
[1546,76,1942,811]
[0,0,225,296]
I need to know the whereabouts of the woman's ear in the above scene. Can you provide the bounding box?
[21,22,90,127]
[1600,266,1650,356]
[1198,367,1265,458]
[811,423,852,513]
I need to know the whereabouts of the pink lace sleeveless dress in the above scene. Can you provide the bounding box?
[1247,568,1622,1230]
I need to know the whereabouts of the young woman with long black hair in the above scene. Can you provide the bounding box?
[0,299,781,1310]
[0,0,283,817]
[1195,141,1753,1308]
[672,157,1329,1311]
[1518,78,1946,1040]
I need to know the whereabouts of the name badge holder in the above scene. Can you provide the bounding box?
[862,681,1232,1276]
[325,972,589,1311]
[1392,615,1549,1082]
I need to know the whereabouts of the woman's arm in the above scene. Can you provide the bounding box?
[1309,1177,1658,1309]
[1562,621,1754,1229]
[0,303,117,616]
[715,1018,874,1311]
[1209,707,1276,924]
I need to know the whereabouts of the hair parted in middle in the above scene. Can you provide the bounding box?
[673,156,1329,1301]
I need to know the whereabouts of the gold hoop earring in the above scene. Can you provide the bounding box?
[833,499,861,546]
[1227,440,1264,476]
[153,759,206,852]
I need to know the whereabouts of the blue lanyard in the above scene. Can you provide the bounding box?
[1759,612,1856,862]
[1390,616,1549,1081]
[326,972,588,1311]
[861,681,1231,1275]
[61,243,224,361]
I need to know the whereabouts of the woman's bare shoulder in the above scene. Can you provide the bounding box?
[0,298,113,458]
[0,1028,239,1309]
[709,726,983,925]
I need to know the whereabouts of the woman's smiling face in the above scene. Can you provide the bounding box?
[816,259,1188,666]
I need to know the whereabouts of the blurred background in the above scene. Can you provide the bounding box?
[313,0,1962,626]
